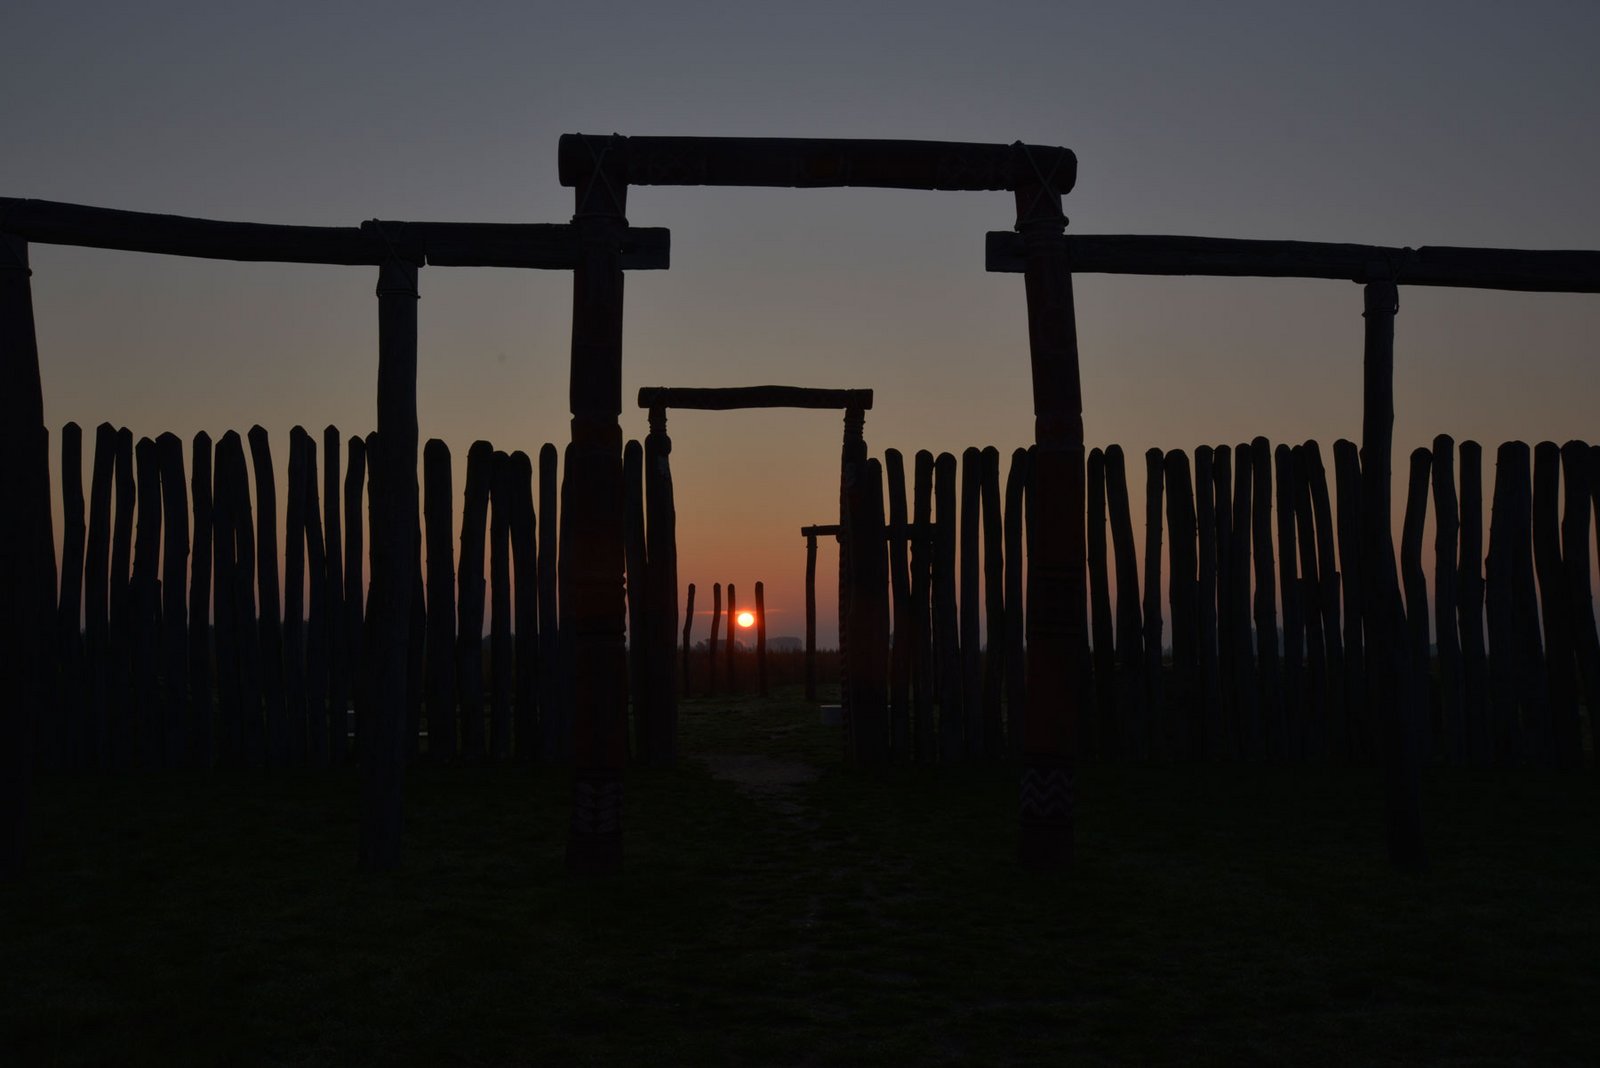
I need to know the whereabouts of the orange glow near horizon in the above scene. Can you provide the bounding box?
[736,610,755,629]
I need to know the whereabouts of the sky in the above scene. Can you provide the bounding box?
[5,1,1598,646]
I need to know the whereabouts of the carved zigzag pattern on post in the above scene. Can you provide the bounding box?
[1019,766,1073,822]
[571,778,624,836]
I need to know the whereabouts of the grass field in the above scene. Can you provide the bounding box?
[3,688,1597,1065]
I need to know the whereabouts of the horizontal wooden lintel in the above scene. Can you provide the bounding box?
[638,386,873,411]
[985,232,1600,293]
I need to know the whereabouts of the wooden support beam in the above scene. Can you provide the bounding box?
[986,232,1600,293]
[560,134,1076,194]
[639,386,872,411]
[0,198,668,269]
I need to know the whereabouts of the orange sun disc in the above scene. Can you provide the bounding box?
[736,610,755,628]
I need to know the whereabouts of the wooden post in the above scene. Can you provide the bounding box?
[913,452,937,761]
[708,582,721,698]
[457,440,492,763]
[1164,449,1198,761]
[1212,444,1235,757]
[407,535,426,767]
[1362,281,1424,872]
[850,458,890,763]
[1333,439,1365,761]
[959,447,983,758]
[110,427,135,767]
[1251,437,1281,759]
[1141,448,1164,761]
[726,583,738,696]
[1104,445,1143,759]
[489,450,514,762]
[803,533,817,702]
[1560,441,1600,769]
[1303,441,1344,763]
[247,426,287,765]
[342,435,366,765]
[189,432,213,768]
[157,432,189,769]
[839,406,869,725]
[933,452,962,761]
[211,433,240,767]
[323,426,347,764]
[1533,442,1580,767]
[283,427,309,766]
[1293,445,1328,762]
[510,450,538,763]
[1195,446,1221,760]
[1401,450,1434,758]
[422,439,457,762]
[303,433,330,768]
[221,432,263,768]
[1230,444,1258,760]
[980,446,1006,761]
[623,439,648,760]
[1087,448,1115,760]
[681,583,696,700]
[1432,436,1465,765]
[1011,150,1085,871]
[1002,447,1028,762]
[1273,443,1302,760]
[85,424,115,769]
[1458,441,1490,767]
[885,449,912,760]
[537,442,562,762]
[1486,442,1518,765]
[756,581,768,699]
[643,406,678,764]
[55,423,86,769]
[361,257,420,872]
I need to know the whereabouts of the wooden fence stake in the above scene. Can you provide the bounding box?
[1273,443,1302,760]
[510,451,538,763]
[756,581,768,699]
[1087,448,1115,760]
[1230,444,1258,759]
[643,407,678,764]
[1303,441,1343,762]
[284,427,309,766]
[1532,441,1578,767]
[1165,449,1199,761]
[934,452,962,761]
[1457,441,1490,767]
[1141,448,1164,761]
[247,427,287,765]
[304,432,331,768]
[537,442,562,762]
[959,447,983,757]
[885,449,912,759]
[1104,445,1144,759]
[423,439,457,761]
[189,432,213,768]
[342,435,366,766]
[1332,439,1365,760]
[490,449,514,762]
[623,439,648,759]
[323,426,347,764]
[56,423,86,769]
[1195,446,1222,760]
[1432,436,1464,765]
[1560,441,1600,769]
[457,440,492,763]
[913,450,937,761]
[1251,437,1281,759]
[157,432,189,769]
[708,582,721,698]
[1002,447,1028,762]
[681,583,696,699]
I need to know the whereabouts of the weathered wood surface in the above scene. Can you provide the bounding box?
[1332,439,1365,760]
[623,440,648,758]
[1141,448,1164,760]
[986,232,1600,293]
[1002,448,1028,762]
[189,432,213,768]
[643,410,678,765]
[1560,441,1600,770]
[933,452,962,761]
[637,386,872,411]
[959,447,983,759]
[129,438,162,768]
[110,428,135,766]
[913,450,937,762]
[1212,445,1235,756]
[559,134,1076,193]
[457,440,492,763]
[980,446,1006,761]
[342,435,366,767]
[303,433,330,767]
[157,432,189,769]
[1165,449,1198,760]
[1087,449,1115,759]
[489,450,514,763]
[885,449,912,761]
[0,198,669,269]
[510,451,537,763]
[1104,445,1144,758]
[1194,446,1221,759]
[1432,436,1464,765]
[1273,444,1302,760]
[537,443,562,761]
[323,426,347,764]
[1303,441,1342,762]
[1250,438,1281,758]
[850,458,891,764]
[1457,442,1490,767]
[1533,442,1579,768]
[283,427,309,766]
[423,440,457,762]
[85,424,115,768]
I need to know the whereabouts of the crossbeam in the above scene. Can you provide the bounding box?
[638,386,873,411]
[985,232,1600,293]
[561,135,1075,194]
[0,198,669,269]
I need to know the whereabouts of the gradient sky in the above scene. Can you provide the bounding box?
[6,1,1598,645]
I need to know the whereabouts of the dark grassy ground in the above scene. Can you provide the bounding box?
[3,688,1596,1065]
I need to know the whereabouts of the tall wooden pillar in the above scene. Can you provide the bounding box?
[0,233,50,878]
[643,405,678,765]
[1362,280,1424,872]
[1013,150,1084,871]
[839,407,867,725]
[565,139,629,874]
[362,257,420,872]
[804,531,819,702]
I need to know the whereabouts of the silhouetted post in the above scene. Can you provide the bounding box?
[284,427,309,765]
[1141,448,1164,760]
[850,458,890,763]
[885,449,912,759]
[933,452,962,760]
[189,432,213,768]
[458,440,492,763]
[1230,444,1258,759]
[212,434,241,766]
[51,424,84,769]
[726,583,738,695]
[246,426,286,765]
[1251,437,1281,758]
[1332,439,1364,760]
[157,432,189,768]
[342,435,366,765]
[422,439,457,762]
[1560,441,1600,768]
[1087,448,1115,759]
[323,426,347,762]
[129,438,163,768]
[85,423,115,768]
[1002,447,1028,762]
[1507,444,1547,765]
[1105,445,1144,757]
[623,440,648,760]
[643,406,678,764]
[756,581,768,698]
[913,452,937,760]
[959,447,983,757]
[681,583,696,699]
[407,538,426,766]
[1303,441,1342,763]
[218,432,262,766]
[1432,435,1464,765]
[708,582,721,698]
[1273,444,1302,760]
[110,428,135,767]
[490,450,514,762]
[1533,442,1579,768]
[1165,449,1198,760]
[1458,441,1490,767]
[0,233,51,877]
[1195,446,1221,760]
[304,433,331,768]
[980,446,1006,761]
[803,533,817,701]
[1401,449,1433,764]
[1362,281,1423,872]
[1293,445,1327,761]
[537,442,562,761]
[510,451,538,763]
[362,256,420,872]
[1212,444,1235,756]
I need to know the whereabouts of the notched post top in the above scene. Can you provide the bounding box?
[559,134,1076,194]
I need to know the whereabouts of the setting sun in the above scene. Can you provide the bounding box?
[736,610,755,629]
